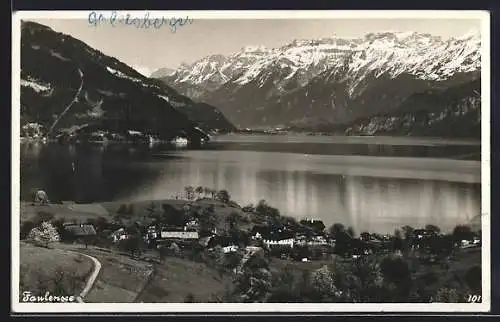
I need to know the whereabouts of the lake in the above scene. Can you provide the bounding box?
[19,134,482,234]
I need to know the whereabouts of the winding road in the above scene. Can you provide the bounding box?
[48,67,84,134]
[65,250,101,303]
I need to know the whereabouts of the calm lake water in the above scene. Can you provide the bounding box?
[19,134,482,234]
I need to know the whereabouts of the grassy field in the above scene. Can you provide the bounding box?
[21,197,250,231]
[70,247,154,303]
[19,242,94,299]
[136,255,233,303]
[20,202,111,224]
[100,198,251,230]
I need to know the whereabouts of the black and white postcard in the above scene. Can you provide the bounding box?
[11,10,491,313]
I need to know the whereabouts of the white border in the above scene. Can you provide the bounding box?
[11,10,491,313]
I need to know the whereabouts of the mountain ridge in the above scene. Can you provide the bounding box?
[20,21,235,142]
[154,31,481,133]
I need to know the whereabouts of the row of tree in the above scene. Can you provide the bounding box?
[209,249,482,303]
[182,186,231,203]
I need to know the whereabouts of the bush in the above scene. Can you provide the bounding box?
[28,222,60,248]
[35,211,55,225]
[380,255,412,300]
[452,225,475,244]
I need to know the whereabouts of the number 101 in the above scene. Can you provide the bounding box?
[467,295,482,303]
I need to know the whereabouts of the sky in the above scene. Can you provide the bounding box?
[31,17,481,77]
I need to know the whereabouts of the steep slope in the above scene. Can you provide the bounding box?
[20,21,234,141]
[155,31,481,132]
[343,79,481,139]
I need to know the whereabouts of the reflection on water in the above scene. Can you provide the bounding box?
[19,139,481,234]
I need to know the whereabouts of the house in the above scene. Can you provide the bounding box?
[263,237,295,248]
[110,228,129,243]
[64,223,97,237]
[222,245,239,253]
[160,226,199,240]
[460,236,481,248]
[146,225,158,240]
[63,224,97,246]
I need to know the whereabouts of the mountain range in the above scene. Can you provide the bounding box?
[20,21,235,142]
[155,31,481,138]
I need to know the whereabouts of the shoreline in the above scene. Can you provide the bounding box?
[19,195,482,236]
[20,132,481,147]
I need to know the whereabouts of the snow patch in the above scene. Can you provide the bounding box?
[49,50,71,62]
[21,78,52,93]
[106,66,142,83]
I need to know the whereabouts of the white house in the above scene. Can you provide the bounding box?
[222,245,239,253]
[160,230,199,240]
[110,228,129,243]
[263,238,294,248]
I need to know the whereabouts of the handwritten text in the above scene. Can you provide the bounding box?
[88,11,194,33]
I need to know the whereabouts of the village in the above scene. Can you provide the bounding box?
[24,186,482,266]
[19,186,484,303]
[20,122,197,147]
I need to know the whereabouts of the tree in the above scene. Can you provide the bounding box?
[393,229,404,252]
[216,189,231,204]
[199,205,219,236]
[146,202,158,221]
[425,224,441,235]
[224,250,244,271]
[401,225,414,238]
[203,187,211,198]
[184,186,195,201]
[242,204,255,213]
[334,231,352,257]
[452,225,475,244]
[195,186,204,199]
[119,235,144,257]
[28,222,60,248]
[35,211,55,225]
[94,216,109,231]
[233,253,272,302]
[161,204,187,227]
[360,232,371,241]
[380,255,412,300]
[309,265,338,301]
[341,257,385,302]
[329,223,345,238]
[226,211,242,231]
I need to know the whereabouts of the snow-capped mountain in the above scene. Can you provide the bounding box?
[20,21,235,139]
[156,31,481,131]
[150,67,177,79]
